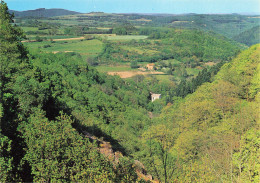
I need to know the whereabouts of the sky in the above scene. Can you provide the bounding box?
[4,0,260,14]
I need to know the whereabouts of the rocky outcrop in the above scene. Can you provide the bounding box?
[83,131,158,182]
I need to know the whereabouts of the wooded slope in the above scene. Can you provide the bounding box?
[140,44,259,182]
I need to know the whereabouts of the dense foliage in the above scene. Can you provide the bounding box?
[97,29,240,67]
[173,61,225,98]
[138,44,260,182]
[0,2,143,181]
[1,1,259,182]
[233,25,260,46]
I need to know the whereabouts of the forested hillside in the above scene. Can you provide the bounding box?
[0,2,147,182]
[98,29,240,64]
[9,8,81,18]
[1,1,259,182]
[138,44,260,182]
[233,25,260,46]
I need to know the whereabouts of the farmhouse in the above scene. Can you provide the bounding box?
[150,92,161,102]
[146,63,155,70]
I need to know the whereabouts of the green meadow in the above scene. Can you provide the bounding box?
[106,35,148,41]
[24,39,103,60]
[96,65,138,73]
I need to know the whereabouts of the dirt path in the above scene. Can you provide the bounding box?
[22,36,85,43]
[107,71,165,78]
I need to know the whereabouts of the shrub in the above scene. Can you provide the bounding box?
[43,44,51,48]
[35,36,43,42]
[130,61,139,69]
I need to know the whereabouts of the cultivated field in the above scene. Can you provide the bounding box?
[107,35,148,41]
[96,65,137,73]
[24,39,103,59]
[107,71,165,78]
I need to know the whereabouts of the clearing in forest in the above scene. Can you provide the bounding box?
[107,71,165,78]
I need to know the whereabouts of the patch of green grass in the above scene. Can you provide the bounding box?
[26,35,80,40]
[95,65,138,72]
[21,27,39,32]
[24,39,103,60]
[21,26,50,34]
[40,19,84,26]
[120,45,158,55]
[186,68,201,76]
[161,59,182,65]
[107,35,148,41]
[155,74,172,82]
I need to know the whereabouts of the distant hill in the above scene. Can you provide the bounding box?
[9,8,81,18]
[233,26,260,46]
[56,13,259,38]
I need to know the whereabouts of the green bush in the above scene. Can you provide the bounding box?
[130,61,139,69]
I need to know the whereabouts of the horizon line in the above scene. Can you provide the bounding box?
[10,8,260,16]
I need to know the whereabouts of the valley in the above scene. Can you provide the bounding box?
[1,1,259,182]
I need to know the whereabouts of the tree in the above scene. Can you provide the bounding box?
[0,1,30,181]
[0,0,27,131]
[35,35,43,42]
[212,80,239,116]
[142,124,176,183]
[233,129,260,182]
[19,111,118,182]
[130,60,139,69]
[0,133,13,182]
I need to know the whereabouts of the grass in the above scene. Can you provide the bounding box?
[120,45,158,55]
[24,38,176,83]
[107,35,148,41]
[23,35,147,62]
[96,65,138,73]
[161,59,182,65]
[155,74,172,82]
[21,26,51,34]
[24,39,103,60]
[25,35,80,40]
[21,27,39,32]
[186,68,201,76]
[40,19,85,26]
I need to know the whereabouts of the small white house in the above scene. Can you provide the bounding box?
[150,92,161,102]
